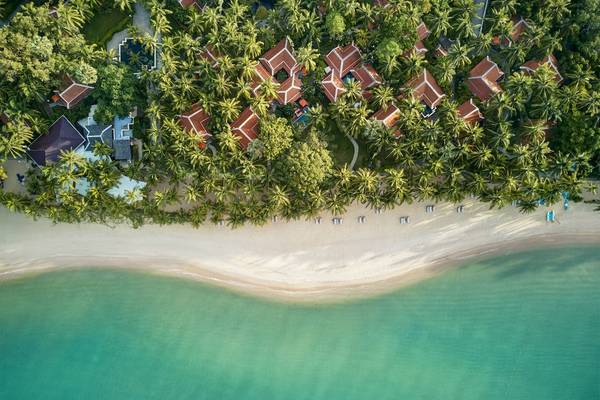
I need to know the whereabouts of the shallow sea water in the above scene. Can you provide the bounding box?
[1,246,599,399]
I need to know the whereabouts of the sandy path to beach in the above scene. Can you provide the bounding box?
[1,199,599,302]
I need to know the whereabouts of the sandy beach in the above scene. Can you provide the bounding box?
[1,198,599,302]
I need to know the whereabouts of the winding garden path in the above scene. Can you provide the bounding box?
[346,133,359,170]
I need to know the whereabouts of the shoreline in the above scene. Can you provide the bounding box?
[1,199,600,303]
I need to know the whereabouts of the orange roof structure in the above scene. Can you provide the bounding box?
[520,54,563,83]
[199,44,220,67]
[325,44,361,77]
[372,104,400,128]
[404,69,445,110]
[405,22,431,56]
[179,0,202,9]
[457,99,484,124]
[417,21,431,41]
[467,56,504,101]
[178,103,211,138]
[259,37,299,76]
[492,16,529,46]
[321,73,346,102]
[351,64,382,92]
[230,107,259,149]
[251,37,303,105]
[54,76,94,109]
[250,62,272,96]
[277,74,303,105]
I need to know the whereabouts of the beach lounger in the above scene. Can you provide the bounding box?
[272,215,279,223]
[332,217,343,225]
[217,220,225,226]
[546,210,555,223]
[358,216,366,224]
[315,217,322,224]
[425,205,435,213]
[400,216,410,224]
[374,208,383,214]
[457,205,464,213]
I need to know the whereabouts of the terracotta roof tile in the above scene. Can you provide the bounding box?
[321,72,346,102]
[230,107,259,149]
[457,99,484,124]
[404,69,445,109]
[325,44,361,77]
[372,104,400,128]
[467,57,504,101]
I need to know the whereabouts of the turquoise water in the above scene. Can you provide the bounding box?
[1,246,599,399]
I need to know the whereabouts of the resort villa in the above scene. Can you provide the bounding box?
[78,106,137,162]
[411,21,431,56]
[403,69,445,117]
[251,37,303,105]
[26,116,86,167]
[178,103,212,148]
[51,75,94,110]
[372,104,402,136]
[199,44,221,68]
[492,16,529,47]
[467,56,504,101]
[520,54,563,83]
[179,0,202,10]
[231,107,260,149]
[457,99,484,124]
[321,43,383,102]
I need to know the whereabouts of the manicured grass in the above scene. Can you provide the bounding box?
[83,6,131,46]
[325,120,368,168]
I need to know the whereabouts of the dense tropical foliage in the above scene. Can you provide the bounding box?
[0,0,599,227]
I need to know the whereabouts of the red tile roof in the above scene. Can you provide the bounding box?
[417,22,430,41]
[250,62,272,96]
[179,0,201,8]
[55,76,93,109]
[350,64,382,93]
[404,69,445,109]
[325,44,361,77]
[457,99,484,124]
[373,0,389,7]
[259,37,299,76]
[492,16,529,46]
[179,103,211,138]
[372,104,400,128]
[231,107,259,149]
[277,74,302,105]
[199,44,220,67]
[520,54,563,83]
[467,56,504,101]
[321,72,346,102]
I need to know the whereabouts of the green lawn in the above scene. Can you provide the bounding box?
[83,6,131,46]
[325,120,368,168]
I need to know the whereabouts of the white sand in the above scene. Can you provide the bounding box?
[1,199,599,302]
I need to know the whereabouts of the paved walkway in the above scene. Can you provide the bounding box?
[346,133,359,170]
[107,3,155,52]
[472,0,489,36]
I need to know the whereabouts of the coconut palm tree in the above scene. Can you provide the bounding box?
[297,44,320,73]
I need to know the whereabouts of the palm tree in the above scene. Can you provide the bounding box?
[372,86,394,109]
[218,98,241,123]
[296,44,320,73]
[114,0,133,12]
